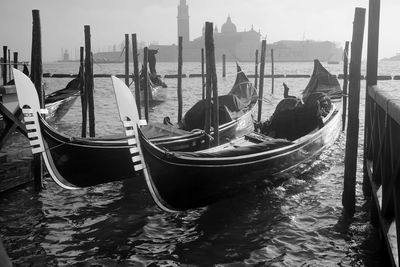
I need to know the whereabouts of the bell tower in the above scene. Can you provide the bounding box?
[177,0,190,43]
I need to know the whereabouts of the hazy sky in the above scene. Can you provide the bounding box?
[0,0,399,62]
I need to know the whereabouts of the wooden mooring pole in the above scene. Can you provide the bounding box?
[363,0,380,199]
[84,25,95,137]
[254,49,258,88]
[0,57,3,85]
[31,9,44,191]
[342,7,366,216]
[2,46,7,85]
[7,49,11,80]
[201,48,205,100]
[79,46,87,137]
[271,48,274,94]
[257,39,266,122]
[13,52,18,70]
[177,36,183,122]
[342,41,350,131]
[143,47,149,122]
[222,54,226,78]
[131,34,141,118]
[210,29,219,146]
[204,22,214,147]
[124,34,130,87]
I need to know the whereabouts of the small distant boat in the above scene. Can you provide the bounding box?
[327,61,339,65]
[110,59,343,212]
[139,67,168,104]
[6,64,81,121]
[138,48,168,104]
[44,69,81,121]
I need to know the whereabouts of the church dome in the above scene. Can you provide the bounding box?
[221,15,237,33]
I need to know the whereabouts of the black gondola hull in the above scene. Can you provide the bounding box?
[41,120,134,187]
[140,106,341,211]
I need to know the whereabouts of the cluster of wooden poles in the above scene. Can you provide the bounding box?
[0,47,28,85]
[117,22,273,148]
[0,10,46,191]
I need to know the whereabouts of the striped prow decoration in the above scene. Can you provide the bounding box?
[21,107,48,155]
[123,118,147,171]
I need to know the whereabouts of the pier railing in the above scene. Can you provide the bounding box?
[364,84,400,266]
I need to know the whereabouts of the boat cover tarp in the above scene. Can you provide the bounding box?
[266,102,324,140]
[261,93,330,141]
[180,64,257,131]
[302,59,341,101]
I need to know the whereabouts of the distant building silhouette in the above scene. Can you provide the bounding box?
[63,49,69,61]
[177,0,190,43]
[93,0,342,63]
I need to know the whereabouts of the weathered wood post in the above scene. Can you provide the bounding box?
[210,30,219,146]
[222,54,226,78]
[257,39,267,122]
[124,34,130,86]
[342,7,366,216]
[13,52,18,70]
[2,46,7,85]
[31,11,44,106]
[143,47,149,122]
[31,9,44,191]
[84,25,95,137]
[7,49,11,80]
[131,34,141,118]
[363,0,380,199]
[254,49,258,88]
[177,36,183,122]
[201,48,205,100]
[271,48,275,94]
[204,22,217,147]
[342,41,350,131]
[0,58,3,85]
[79,46,87,137]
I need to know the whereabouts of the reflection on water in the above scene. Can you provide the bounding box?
[1,61,393,265]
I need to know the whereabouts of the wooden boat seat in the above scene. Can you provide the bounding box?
[141,123,193,139]
[244,132,278,143]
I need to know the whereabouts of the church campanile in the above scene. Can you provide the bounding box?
[177,0,190,43]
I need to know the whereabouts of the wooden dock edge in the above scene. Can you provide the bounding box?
[365,85,400,266]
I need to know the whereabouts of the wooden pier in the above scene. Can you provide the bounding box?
[361,0,400,265]
[364,85,400,266]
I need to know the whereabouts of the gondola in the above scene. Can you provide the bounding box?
[11,65,257,189]
[44,70,81,121]
[7,64,81,121]
[139,48,168,103]
[111,60,343,212]
[139,66,168,104]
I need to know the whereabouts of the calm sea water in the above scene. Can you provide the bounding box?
[1,60,399,266]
